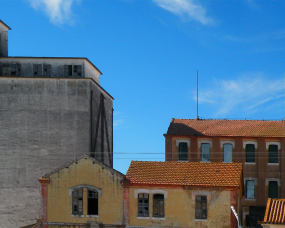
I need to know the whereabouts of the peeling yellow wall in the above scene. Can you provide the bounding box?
[46,158,124,225]
[129,187,232,228]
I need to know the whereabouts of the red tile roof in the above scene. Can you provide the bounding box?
[126,161,242,187]
[166,118,285,137]
[263,198,285,224]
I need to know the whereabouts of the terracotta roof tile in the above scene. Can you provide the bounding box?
[166,118,285,137]
[263,198,285,224]
[126,161,242,187]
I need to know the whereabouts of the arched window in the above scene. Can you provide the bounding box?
[72,188,83,215]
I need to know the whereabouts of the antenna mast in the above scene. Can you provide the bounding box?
[197,70,199,119]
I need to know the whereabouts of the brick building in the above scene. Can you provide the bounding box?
[164,118,285,226]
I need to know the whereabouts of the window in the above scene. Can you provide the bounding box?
[73,65,82,77]
[223,143,232,162]
[64,64,82,77]
[201,143,210,162]
[43,64,52,76]
[195,196,207,219]
[153,194,164,218]
[268,145,278,164]
[246,180,255,199]
[246,144,255,163]
[88,190,98,215]
[268,181,278,199]
[179,142,188,161]
[138,193,149,217]
[72,188,83,215]
[33,64,42,76]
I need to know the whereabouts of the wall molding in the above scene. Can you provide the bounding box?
[198,140,212,149]
[134,189,168,199]
[266,142,281,150]
[176,139,190,147]
[68,185,102,197]
[243,141,258,149]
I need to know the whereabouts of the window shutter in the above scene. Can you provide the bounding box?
[201,143,210,162]
[246,180,255,199]
[64,65,72,77]
[223,144,232,162]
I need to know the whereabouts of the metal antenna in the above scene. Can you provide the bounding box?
[197,70,199,119]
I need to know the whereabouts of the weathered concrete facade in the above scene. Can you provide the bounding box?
[0,22,114,228]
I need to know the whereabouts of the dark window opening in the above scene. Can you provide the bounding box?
[10,64,16,76]
[268,181,278,199]
[72,188,83,215]
[246,144,255,163]
[88,190,98,215]
[138,193,149,217]
[73,65,82,77]
[268,145,278,163]
[179,142,188,161]
[153,194,164,218]
[195,195,207,219]
[68,65,72,76]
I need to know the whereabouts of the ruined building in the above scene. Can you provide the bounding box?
[0,20,114,228]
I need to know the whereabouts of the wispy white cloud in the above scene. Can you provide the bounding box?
[153,0,214,25]
[113,112,125,129]
[196,73,284,117]
[27,0,80,25]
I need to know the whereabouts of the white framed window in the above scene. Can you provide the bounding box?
[223,143,232,163]
[244,178,257,200]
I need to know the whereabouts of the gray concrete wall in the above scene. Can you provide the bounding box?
[0,77,113,228]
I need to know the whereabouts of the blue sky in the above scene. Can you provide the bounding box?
[1,0,285,174]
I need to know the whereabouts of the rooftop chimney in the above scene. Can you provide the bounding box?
[0,20,11,57]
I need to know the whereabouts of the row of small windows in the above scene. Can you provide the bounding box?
[138,193,207,220]
[245,180,278,200]
[72,188,98,216]
[2,64,82,77]
[178,142,279,164]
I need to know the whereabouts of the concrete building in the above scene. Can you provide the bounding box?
[38,155,125,228]
[164,118,285,227]
[124,161,243,228]
[0,20,114,227]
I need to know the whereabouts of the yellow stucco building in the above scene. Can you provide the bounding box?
[123,161,243,228]
[38,155,125,228]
